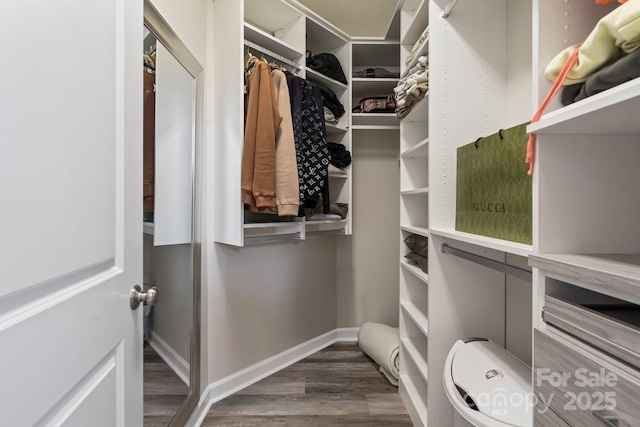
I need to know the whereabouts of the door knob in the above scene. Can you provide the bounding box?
[130,284,159,310]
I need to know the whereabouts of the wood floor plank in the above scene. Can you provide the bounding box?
[143,415,176,427]
[201,416,287,426]
[304,376,397,395]
[205,344,411,425]
[281,415,414,426]
[366,393,411,415]
[236,377,306,396]
[210,394,370,416]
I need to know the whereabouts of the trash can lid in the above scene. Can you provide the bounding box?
[450,339,532,426]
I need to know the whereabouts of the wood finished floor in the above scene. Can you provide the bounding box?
[144,344,190,427]
[203,343,412,426]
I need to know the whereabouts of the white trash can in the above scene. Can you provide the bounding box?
[444,338,533,427]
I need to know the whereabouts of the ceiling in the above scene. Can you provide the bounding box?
[298,0,401,38]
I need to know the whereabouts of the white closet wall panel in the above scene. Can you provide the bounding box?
[154,43,194,246]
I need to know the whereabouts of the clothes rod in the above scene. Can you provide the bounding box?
[442,0,460,18]
[245,232,301,244]
[440,243,532,281]
[244,40,301,71]
[306,229,346,237]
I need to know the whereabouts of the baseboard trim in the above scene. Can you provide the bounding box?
[207,329,337,406]
[336,327,360,342]
[185,383,214,427]
[148,331,190,387]
[188,327,361,426]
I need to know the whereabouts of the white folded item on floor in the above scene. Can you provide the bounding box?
[358,322,400,386]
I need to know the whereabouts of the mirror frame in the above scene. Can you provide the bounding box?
[143,1,203,425]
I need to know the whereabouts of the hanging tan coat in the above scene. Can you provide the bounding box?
[270,69,300,216]
[242,59,281,210]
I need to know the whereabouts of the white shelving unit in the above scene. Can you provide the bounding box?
[212,0,352,246]
[398,2,430,421]
[528,1,640,421]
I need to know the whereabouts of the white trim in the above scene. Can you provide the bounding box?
[206,330,336,406]
[184,383,214,427]
[148,331,190,387]
[335,327,360,342]
[186,328,363,426]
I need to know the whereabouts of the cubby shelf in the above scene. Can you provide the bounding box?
[351,78,399,98]
[401,225,429,238]
[401,188,429,196]
[401,302,429,337]
[401,93,429,123]
[402,37,429,74]
[400,375,429,427]
[352,40,401,66]
[429,228,532,257]
[402,338,429,383]
[528,77,640,135]
[305,68,348,93]
[401,0,429,45]
[401,260,429,284]
[243,22,303,61]
[352,113,399,126]
[351,125,400,131]
[401,138,429,158]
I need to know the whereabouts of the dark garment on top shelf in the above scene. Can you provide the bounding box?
[309,79,345,119]
[353,68,400,79]
[328,142,352,169]
[561,48,640,106]
[306,51,348,85]
[285,72,330,205]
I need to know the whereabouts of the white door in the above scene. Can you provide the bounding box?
[0,0,143,426]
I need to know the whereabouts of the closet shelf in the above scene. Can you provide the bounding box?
[429,228,532,257]
[351,125,400,131]
[401,188,429,195]
[401,225,430,238]
[352,40,400,66]
[529,253,640,303]
[403,36,430,73]
[143,222,154,236]
[351,78,399,98]
[402,338,429,383]
[528,77,640,135]
[401,138,429,158]
[401,0,429,46]
[401,94,429,123]
[401,302,429,337]
[243,22,303,61]
[352,113,399,126]
[401,260,429,284]
[325,122,348,135]
[400,375,429,427]
[305,68,348,93]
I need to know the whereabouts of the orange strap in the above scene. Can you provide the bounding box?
[526,47,580,176]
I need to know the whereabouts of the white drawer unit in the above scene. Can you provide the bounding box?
[534,328,640,427]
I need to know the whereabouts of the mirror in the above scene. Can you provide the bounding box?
[142,2,202,426]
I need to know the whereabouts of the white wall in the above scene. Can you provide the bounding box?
[337,131,401,328]
[206,239,338,380]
